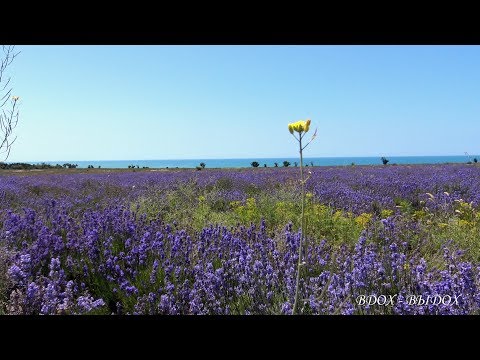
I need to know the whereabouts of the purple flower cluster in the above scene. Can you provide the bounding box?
[2,202,480,314]
[2,164,480,216]
[309,165,480,214]
[7,255,104,315]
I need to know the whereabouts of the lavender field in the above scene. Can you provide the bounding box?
[1,164,480,314]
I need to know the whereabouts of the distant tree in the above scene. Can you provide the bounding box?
[196,166,202,171]
[1,46,20,161]
[200,162,206,169]
[274,162,278,167]
[98,166,101,168]
[251,161,260,168]
[283,161,291,167]
[351,162,355,166]
[310,161,314,167]
[294,161,298,167]
[264,164,267,167]
[381,157,389,165]
[474,158,478,163]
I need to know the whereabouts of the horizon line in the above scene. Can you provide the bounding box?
[7,154,479,163]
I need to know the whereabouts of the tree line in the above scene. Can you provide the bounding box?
[0,162,78,170]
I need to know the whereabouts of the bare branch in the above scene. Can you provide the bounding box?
[302,127,318,151]
[0,88,12,106]
[290,132,300,142]
[0,45,20,161]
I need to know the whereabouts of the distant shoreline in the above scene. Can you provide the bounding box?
[1,162,479,176]
[3,155,480,170]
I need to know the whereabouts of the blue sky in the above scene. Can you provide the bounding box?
[5,45,480,161]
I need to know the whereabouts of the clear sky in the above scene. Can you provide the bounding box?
[5,45,480,161]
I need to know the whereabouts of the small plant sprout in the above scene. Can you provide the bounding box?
[288,118,317,314]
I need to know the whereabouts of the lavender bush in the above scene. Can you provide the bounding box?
[1,164,480,314]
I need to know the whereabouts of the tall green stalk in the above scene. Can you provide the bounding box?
[292,133,305,314]
[288,119,316,315]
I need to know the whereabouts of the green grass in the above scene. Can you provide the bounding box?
[132,181,364,245]
[130,181,480,266]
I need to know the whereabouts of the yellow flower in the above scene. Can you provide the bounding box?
[12,96,20,101]
[380,209,394,218]
[288,119,311,134]
[289,121,301,133]
[355,213,372,228]
[304,119,311,132]
[288,123,294,134]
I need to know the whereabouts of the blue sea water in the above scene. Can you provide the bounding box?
[28,156,480,169]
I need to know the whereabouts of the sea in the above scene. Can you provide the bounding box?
[24,156,480,169]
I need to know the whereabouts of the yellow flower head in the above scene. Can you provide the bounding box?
[288,119,311,134]
[12,96,20,101]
